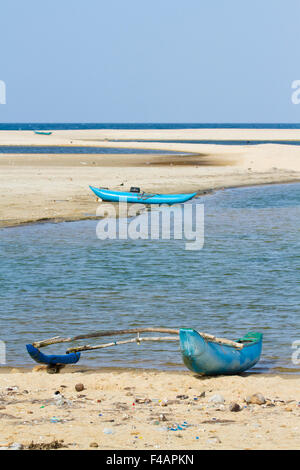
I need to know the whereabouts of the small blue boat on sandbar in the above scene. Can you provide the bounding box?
[89,186,197,204]
[179,329,263,375]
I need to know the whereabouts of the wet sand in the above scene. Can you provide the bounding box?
[0,368,299,450]
[1,129,300,227]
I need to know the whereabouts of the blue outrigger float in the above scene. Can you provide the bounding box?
[26,344,80,366]
[179,329,263,375]
[89,186,197,204]
[26,327,262,375]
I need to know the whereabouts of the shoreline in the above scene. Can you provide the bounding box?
[1,179,300,230]
[0,149,300,228]
[1,363,299,375]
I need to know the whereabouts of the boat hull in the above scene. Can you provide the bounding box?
[179,329,262,375]
[89,186,197,204]
[26,344,80,365]
[34,131,52,135]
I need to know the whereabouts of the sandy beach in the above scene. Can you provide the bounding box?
[1,129,300,227]
[0,368,299,450]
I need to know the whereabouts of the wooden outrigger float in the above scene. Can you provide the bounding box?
[26,327,262,376]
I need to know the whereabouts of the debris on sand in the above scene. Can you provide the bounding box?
[134,398,152,404]
[53,391,72,408]
[209,394,225,404]
[27,440,66,450]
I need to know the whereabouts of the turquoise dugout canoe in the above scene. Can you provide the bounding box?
[89,186,197,204]
[179,329,263,376]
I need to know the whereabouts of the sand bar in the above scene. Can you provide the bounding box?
[1,129,300,227]
[1,128,300,145]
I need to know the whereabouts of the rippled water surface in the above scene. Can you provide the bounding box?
[1,184,299,373]
[0,146,186,155]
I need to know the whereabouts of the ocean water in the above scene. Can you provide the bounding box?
[1,122,300,153]
[1,123,300,130]
[0,183,299,373]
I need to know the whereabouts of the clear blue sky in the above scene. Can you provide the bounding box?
[0,0,300,122]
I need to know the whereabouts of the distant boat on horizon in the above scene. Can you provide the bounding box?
[34,131,52,135]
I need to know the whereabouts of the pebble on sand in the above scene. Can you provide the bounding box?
[159,414,167,422]
[229,402,241,412]
[89,442,99,448]
[245,393,266,405]
[207,436,221,445]
[285,406,294,412]
[75,383,85,392]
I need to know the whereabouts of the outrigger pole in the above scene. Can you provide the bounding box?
[26,327,244,372]
[67,336,178,353]
[32,327,243,350]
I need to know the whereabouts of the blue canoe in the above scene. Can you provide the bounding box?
[179,329,263,376]
[34,131,52,135]
[89,186,197,204]
[26,344,80,366]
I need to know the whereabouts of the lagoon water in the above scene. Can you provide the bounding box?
[0,183,300,373]
[0,146,187,155]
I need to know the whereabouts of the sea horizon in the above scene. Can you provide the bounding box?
[1,122,300,130]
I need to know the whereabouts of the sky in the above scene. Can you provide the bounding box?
[0,0,300,122]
